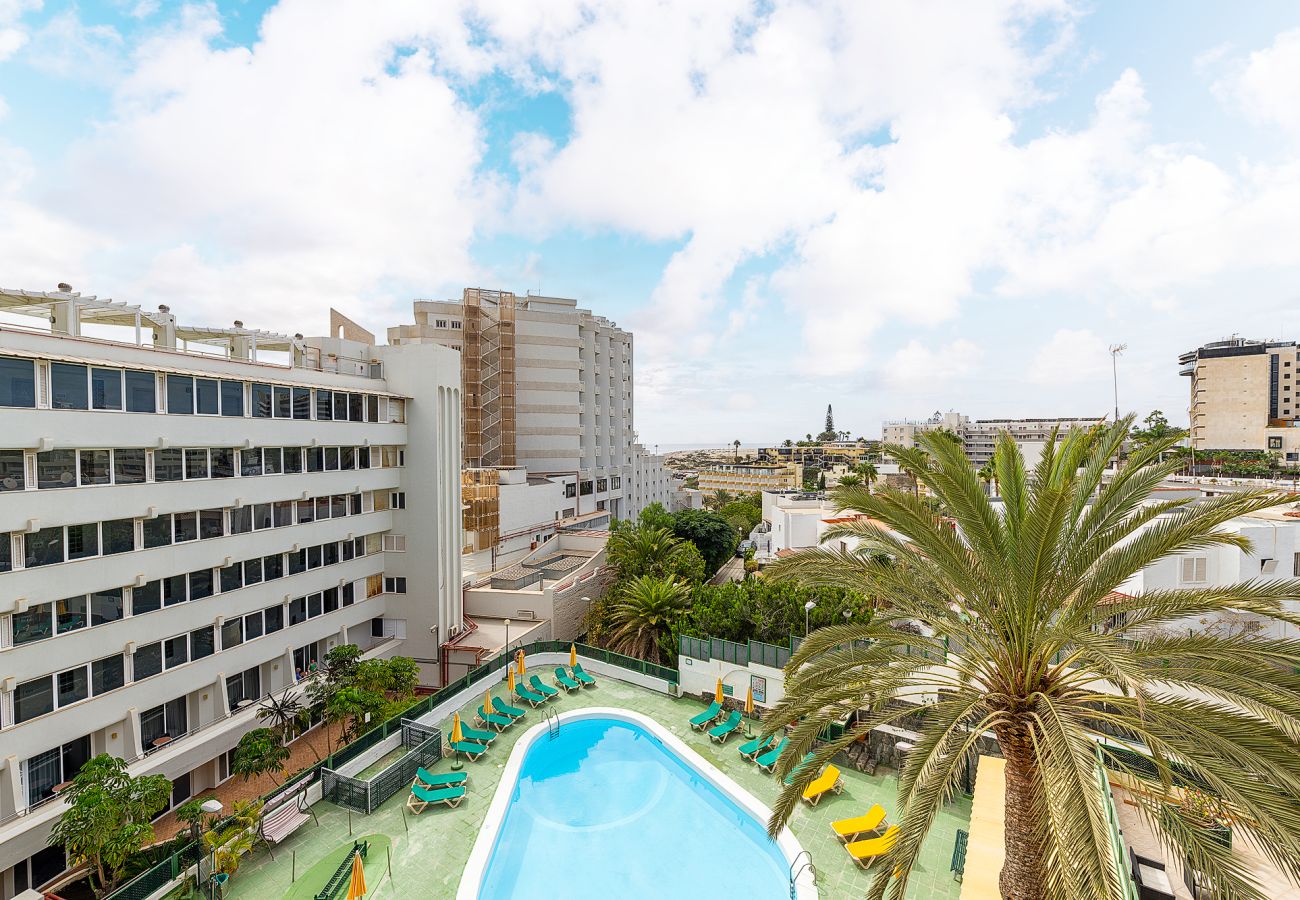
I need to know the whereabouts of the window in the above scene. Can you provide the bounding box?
[189,568,213,600]
[91,588,124,625]
[229,506,252,534]
[331,494,347,518]
[323,587,339,613]
[200,508,224,539]
[143,514,172,548]
[274,386,291,418]
[0,533,9,572]
[293,387,311,419]
[173,511,198,543]
[103,518,135,554]
[284,447,303,473]
[384,576,407,593]
[124,370,155,412]
[244,557,263,585]
[264,552,284,580]
[163,634,189,669]
[251,383,273,418]
[181,448,209,479]
[565,483,576,499]
[342,583,355,606]
[51,363,88,409]
[13,602,53,645]
[298,499,315,523]
[226,667,261,708]
[323,542,339,566]
[349,393,364,421]
[351,493,362,515]
[1181,557,1208,583]
[341,446,355,470]
[66,522,99,560]
[264,604,284,633]
[141,697,187,747]
[133,581,161,615]
[253,503,272,530]
[289,596,307,625]
[273,500,293,527]
[306,446,323,472]
[367,395,379,422]
[37,449,76,489]
[611,476,621,489]
[114,448,146,484]
[0,356,36,407]
[307,545,322,568]
[220,562,243,592]
[134,642,163,680]
[221,617,242,650]
[0,448,24,491]
[191,626,215,660]
[220,380,244,416]
[241,448,263,477]
[57,666,89,707]
[166,375,194,414]
[391,491,406,509]
[163,574,187,606]
[287,548,306,574]
[25,526,64,567]
[92,655,125,695]
[1294,551,1300,577]
[211,448,235,478]
[91,368,123,410]
[244,611,264,640]
[357,446,370,469]
[264,447,283,474]
[316,389,333,420]
[154,447,182,482]
[333,392,348,420]
[15,677,54,723]
[307,593,322,618]
[324,446,339,470]
[597,478,608,492]
[56,595,87,633]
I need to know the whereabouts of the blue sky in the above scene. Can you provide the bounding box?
[2,1,1300,444]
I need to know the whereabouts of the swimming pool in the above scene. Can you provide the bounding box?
[459,708,815,899]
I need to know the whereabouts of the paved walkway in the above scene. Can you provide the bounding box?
[217,678,970,900]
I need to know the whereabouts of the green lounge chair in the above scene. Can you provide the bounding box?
[529,674,560,700]
[784,752,817,785]
[514,683,546,707]
[494,699,526,719]
[460,724,497,745]
[448,739,488,761]
[572,663,597,686]
[755,737,790,773]
[738,733,776,761]
[689,702,722,730]
[554,667,582,692]
[406,783,466,813]
[477,706,514,731]
[709,710,744,744]
[415,767,467,789]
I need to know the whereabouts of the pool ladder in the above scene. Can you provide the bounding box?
[788,850,815,898]
[544,709,561,740]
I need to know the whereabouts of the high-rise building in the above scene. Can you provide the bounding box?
[0,287,462,894]
[882,412,1104,466]
[1180,338,1300,461]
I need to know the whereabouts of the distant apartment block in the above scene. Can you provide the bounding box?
[1180,337,1300,461]
[758,441,878,469]
[882,411,1104,466]
[697,463,802,494]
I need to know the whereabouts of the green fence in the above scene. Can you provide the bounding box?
[679,633,797,669]
[103,841,199,900]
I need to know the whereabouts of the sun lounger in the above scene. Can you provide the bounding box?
[845,826,898,869]
[689,702,722,730]
[801,765,845,806]
[755,738,790,773]
[406,783,466,813]
[494,699,526,719]
[514,683,546,707]
[460,724,498,745]
[448,739,488,761]
[554,667,582,692]
[832,805,887,843]
[572,663,597,686]
[415,767,467,789]
[738,733,776,760]
[784,752,817,785]
[477,706,514,731]
[529,674,560,700]
[709,710,744,744]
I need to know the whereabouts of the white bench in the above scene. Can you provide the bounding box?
[259,789,316,857]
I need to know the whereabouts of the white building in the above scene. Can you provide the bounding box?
[0,288,463,896]
[626,442,680,518]
[882,411,1105,466]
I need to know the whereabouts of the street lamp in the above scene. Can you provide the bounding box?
[804,600,817,635]
[1109,343,1127,422]
[201,800,223,900]
[504,618,510,656]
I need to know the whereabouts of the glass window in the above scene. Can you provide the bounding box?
[51,363,88,410]
[298,499,315,523]
[91,368,123,410]
[349,393,364,422]
[195,378,219,415]
[241,448,262,477]
[341,539,355,562]
[331,494,347,518]
[357,446,370,469]
[92,655,125,695]
[155,447,183,482]
[66,522,98,560]
[292,388,311,419]
[163,574,187,606]
[264,605,284,633]
[253,503,272,530]
[134,642,163,680]
[143,514,172,548]
[164,635,188,669]
[199,508,223,539]
[333,392,348,420]
[0,448,24,491]
[113,448,146,484]
[13,602,53,644]
[77,450,111,485]
[316,390,333,420]
[220,380,244,416]
[25,526,64,567]
[273,501,293,527]
[140,705,165,746]
[323,587,339,613]
[315,497,330,520]
[244,612,264,640]
[273,386,291,418]
[367,395,379,422]
[221,618,242,649]
[91,588,124,625]
[57,667,89,707]
[324,447,339,470]
[56,595,88,633]
[323,542,339,566]
[341,446,355,470]
[251,383,272,417]
[124,370,156,412]
[189,568,213,600]
[263,447,283,474]
[289,596,306,624]
[0,533,9,572]
[342,582,354,606]
[191,626,215,660]
[284,447,303,473]
[15,676,54,723]
[103,518,135,554]
[287,548,306,575]
[354,536,365,557]
[244,557,262,584]
[0,356,36,407]
[184,448,209,479]
[229,506,252,534]
[307,545,322,568]
[173,511,198,543]
[211,447,235,478]
[350,493,362,515]
[166,375,194,414]
[307,593,322,618]
[306,446,323,472]
[264,553,284,580]
[132,581,161,615]
[37,449,77,489]
[220,563,242,592]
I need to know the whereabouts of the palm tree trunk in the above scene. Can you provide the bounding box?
[996,721,1047,900]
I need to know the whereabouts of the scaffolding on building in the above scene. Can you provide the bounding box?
[462,288,516,468]
[462,468,501,553]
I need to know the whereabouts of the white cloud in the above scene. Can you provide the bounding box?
[1215,27,1300,139]
[1027,328,1111,386]
[885,339,983,388]
[0,0,40,61]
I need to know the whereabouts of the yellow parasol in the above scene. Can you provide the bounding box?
[714,678,724,705]
[507,666,515,692]
[745,686,754,716]
[484,687,495,715]
[345,849,366,900]
[517,649,527,676]
[569,643,577,668]
[451,712,463,744]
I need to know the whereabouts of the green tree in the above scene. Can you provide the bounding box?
[705,489,734,510]
[817,404,837,442]
[733,439,741,461]
[203,800,263,876]
[50,755,172,896]
[606,576,691,663]
[719,499,762,536]
[1131,409,1187,448]
[839,473,863,488]
[766,421,1300,900]
[231,728,291,785]
[608,525,695,579]
[856,461,878,488]
[672,508,741,575]
[633,501,676,532]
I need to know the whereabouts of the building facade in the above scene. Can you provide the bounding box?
[881,411,1105,466]
[1180,338,1300,461]
[697,463,802,494]
[0,287,462,896]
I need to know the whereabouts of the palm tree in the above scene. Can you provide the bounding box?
[856,461,878,489]
[838,473,863,488]
[707,489,733,510]
[977,460,999,496]
[765,420,1300,900]
[733,439,741,461]
[606,576,691,663]
[606,526,690,579]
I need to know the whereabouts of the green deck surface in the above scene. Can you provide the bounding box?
[222,678,970,900]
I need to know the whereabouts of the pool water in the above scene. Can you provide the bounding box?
[477,717,791,899]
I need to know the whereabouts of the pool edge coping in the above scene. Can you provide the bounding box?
[455,706,818,899]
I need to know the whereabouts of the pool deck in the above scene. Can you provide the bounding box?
[222,676,970,900]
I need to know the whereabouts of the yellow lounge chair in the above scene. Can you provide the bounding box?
[831,804,887,843]
[845,826,898,869]
[801,765,845,806]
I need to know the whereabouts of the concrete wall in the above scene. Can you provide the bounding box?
[676,655,787,712]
